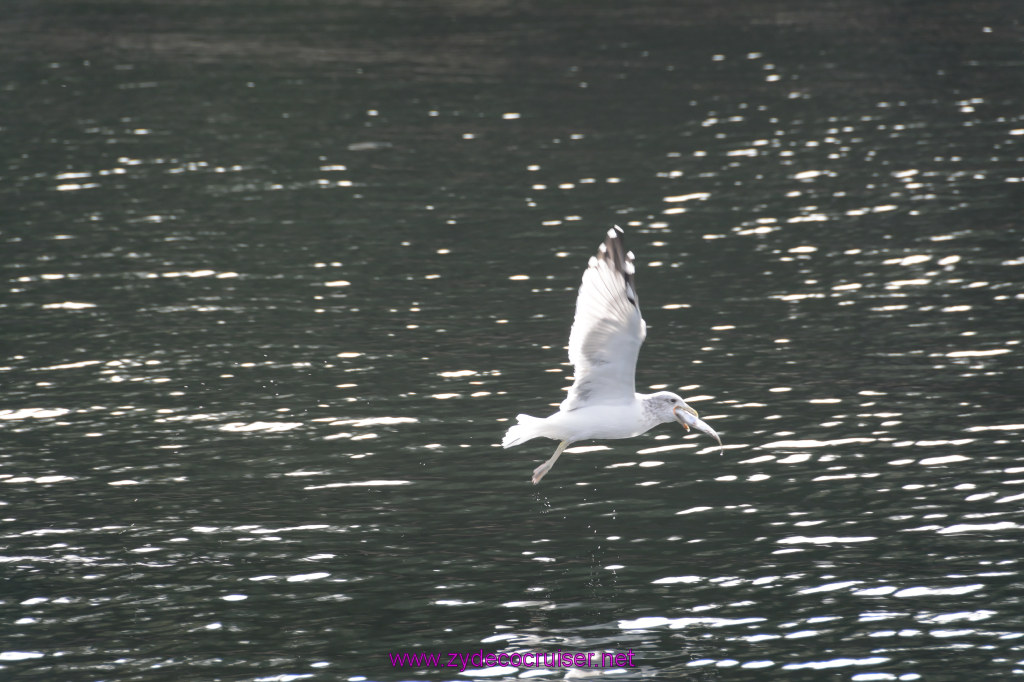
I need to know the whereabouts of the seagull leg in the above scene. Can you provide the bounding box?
[532,440,568,485]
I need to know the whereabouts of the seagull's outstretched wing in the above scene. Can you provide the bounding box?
[560,226,647,411]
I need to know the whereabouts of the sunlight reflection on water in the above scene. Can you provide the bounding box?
[3,3,1024,680]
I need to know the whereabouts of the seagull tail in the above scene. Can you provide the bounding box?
[502,414,547,448]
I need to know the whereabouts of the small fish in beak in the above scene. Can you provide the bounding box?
[674,404,723,454]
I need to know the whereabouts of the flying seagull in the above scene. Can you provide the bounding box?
[502,226,722,484]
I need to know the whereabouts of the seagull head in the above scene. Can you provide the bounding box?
[652,392,723,453]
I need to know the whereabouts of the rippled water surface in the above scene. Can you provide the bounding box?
[3,2,1024,680]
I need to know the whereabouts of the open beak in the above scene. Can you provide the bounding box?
[673,405,723,454]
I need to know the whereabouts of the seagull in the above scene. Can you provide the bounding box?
[502,225,722,484]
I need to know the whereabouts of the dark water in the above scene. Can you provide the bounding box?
[3,2,1024,680]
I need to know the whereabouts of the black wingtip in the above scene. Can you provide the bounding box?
[595,225,638,306]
